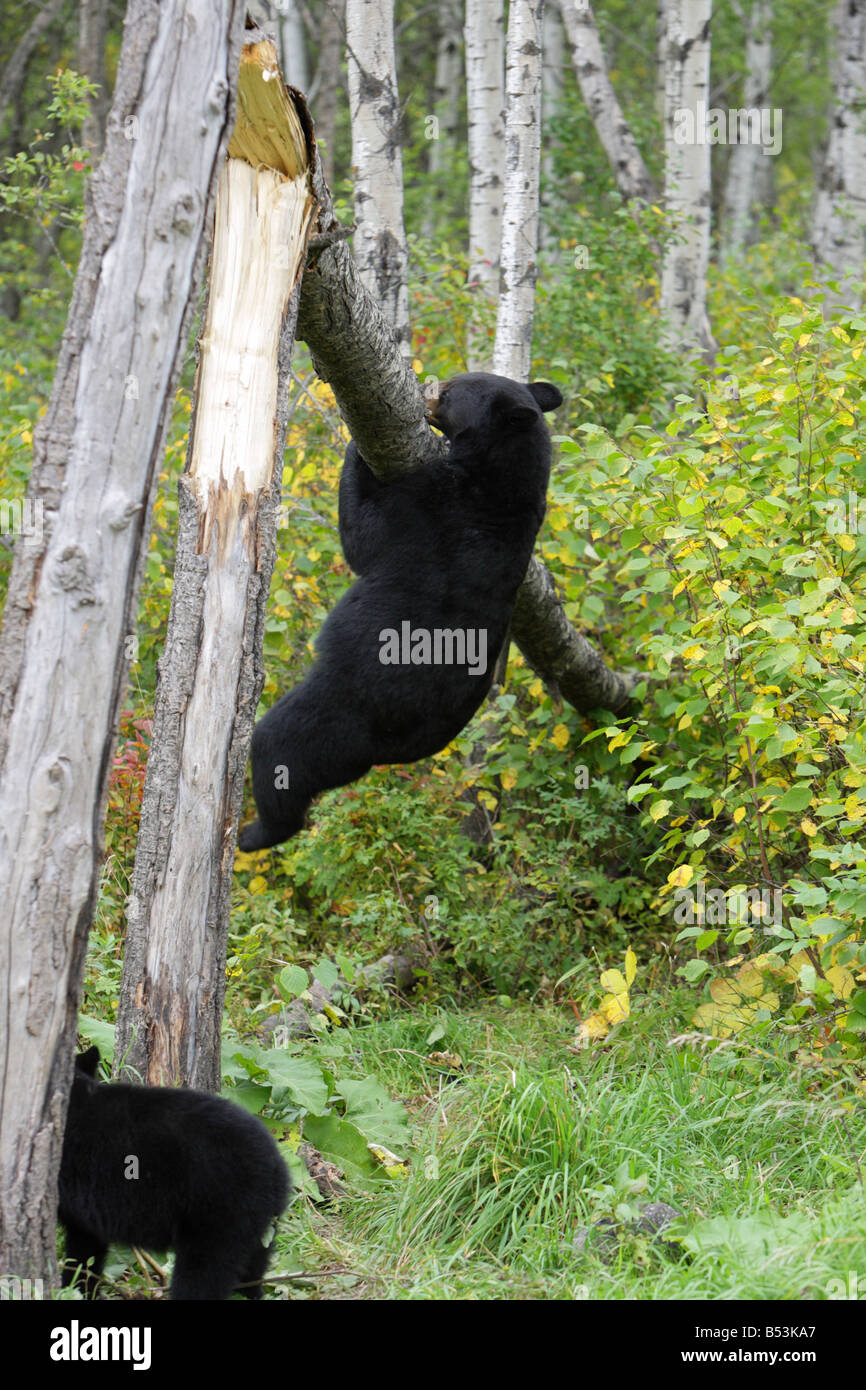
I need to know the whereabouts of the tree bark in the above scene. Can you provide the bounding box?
[346,0,410,352]
[493,0,545,383]
[114,41,317,1091]
[0,0,246,1285]
[297,147,636,715]
[812,0,866,311]
[561,0,656,204]
[464,0,505,368]
[659,0,715,358]
[721,0,773,262]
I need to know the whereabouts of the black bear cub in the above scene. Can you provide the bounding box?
[58,1047,289,1300]
[239,371,562,851]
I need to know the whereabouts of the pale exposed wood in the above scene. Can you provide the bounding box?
[0,0,246,1283]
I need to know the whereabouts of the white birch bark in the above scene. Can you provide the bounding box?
[721,0,773,261]
[346,0,410,352]
[465,0,505,367]
[561,0,655,204]
[659,0,715,357]
[541,0,566,248]
[493,0,545,382]
[812,0,866,310]
[0,0,246,1282]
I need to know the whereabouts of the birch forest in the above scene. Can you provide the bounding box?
[0,0,865,1333]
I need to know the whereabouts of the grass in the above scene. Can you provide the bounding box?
[277,997,866,1300]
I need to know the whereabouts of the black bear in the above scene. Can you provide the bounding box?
[58,1047,290,1300]
[238,371,563,852]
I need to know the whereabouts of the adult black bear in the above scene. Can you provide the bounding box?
[58,1047,289,1300]
[238,372,563,852]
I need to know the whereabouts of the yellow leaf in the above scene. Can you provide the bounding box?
[678,713,692,731]
[800,818,818,836]
[650,799,672,822]
[500,768,518,791]
[733,807,746,824]
[577,1011,610,1043]
[624,948,637,987]
[248,875,268,895]
[529,679,544,698]
[600,969,627,995]
[602,991,629,1024]
[826,964,854,999]
[797,333,812,347]
[551,723,570,750]
[668,865,693,888]
[838,534,856,552]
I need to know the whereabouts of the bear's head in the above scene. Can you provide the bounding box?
[426,372,562,450]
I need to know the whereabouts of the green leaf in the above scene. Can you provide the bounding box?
[335,1076,409,1152]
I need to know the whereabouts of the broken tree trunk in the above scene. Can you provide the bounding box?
[114,36,317,1090]
[297,136,636,715]
[0,0,247,1285]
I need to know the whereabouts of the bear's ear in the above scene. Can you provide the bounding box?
[76,1046,101,1078]
[528,382,563,413]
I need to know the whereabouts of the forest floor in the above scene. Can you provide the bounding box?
[278,1000,866,1301]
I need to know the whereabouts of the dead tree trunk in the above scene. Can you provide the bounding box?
[114,38,317,1090]
[297,147,636,715]
[0,0,246,1285]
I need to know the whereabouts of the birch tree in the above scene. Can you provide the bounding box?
[541,0,566,248]
[465,0,504,366]
[0,0,246,1284]
[812,0,866,310]
[346,0,410,351]
[659,0,715,358]
[721,0,773,262]
[115,42,316,1091]
[494,0,545,383]
[561,0,655,204]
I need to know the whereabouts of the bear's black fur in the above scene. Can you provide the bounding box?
[58,1047,290,1300]
[238,372,562,852]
